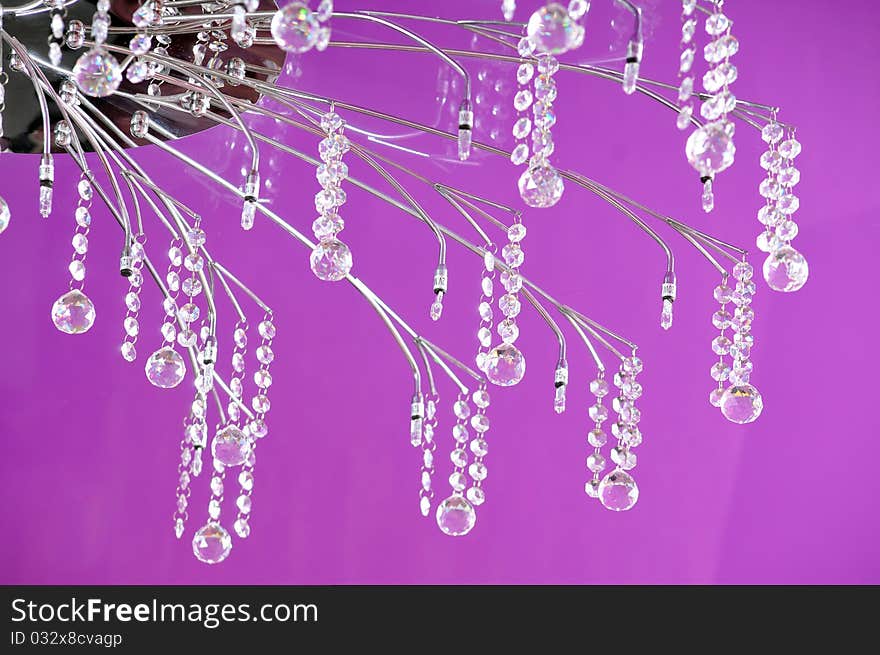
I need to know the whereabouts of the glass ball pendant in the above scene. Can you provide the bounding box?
[310,237,353,281]
[762,245,809,292]
[271,2,321,53]
[145,346,187,388]
[192,522,232,564]
[51,289,96,334]
[72,47,122,97]
[436,494,476,536]
[719,383,763,424]
[518,164,564,208]
[685,120,736,176]
[211,425,251,467]
[484,343,526,387]
[527,3,579,54]
[598,468,639,511]
[0,195,10,234]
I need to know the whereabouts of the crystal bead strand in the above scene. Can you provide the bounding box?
[225,319,250,538]
[192,426,233,565]
[517,52,565,209]
[709,275,733,409]
[310,110,354,282]
[120,234,146,362]
[676,0,698,131]
[144,237,187,388]
[47,0,66,66]
[763,126,808,292]
[475,245,497,374]
[128,0,154,70]
[600,355,642,511]
[467,386,490,506]
[698,1,739,211]
[51,174,97,334]
[0,23,6,147]
[436,393,477,536]
[584,371,609,499]
[485,225,527,388]
[173,412,195,539]
[510,47,533,168]
[315,0,334,51]
[719,260,764,423]
[418,393,439,517]
[233,313,276,538]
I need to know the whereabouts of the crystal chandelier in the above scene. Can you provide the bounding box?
[0,0,810,565]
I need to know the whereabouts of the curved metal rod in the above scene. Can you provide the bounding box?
[521,287,566,364]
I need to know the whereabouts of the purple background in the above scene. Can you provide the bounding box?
[1,0,878,584]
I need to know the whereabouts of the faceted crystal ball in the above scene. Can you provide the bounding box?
[51,289,96,334]
[72,47,122,97]
[720,383,763,424]
[144,346,187,389]
[271,2,320,53]
[685,120,736,176]
[484,343,526,387]
[518,164,565,208]
[0,195,9,234]
[527,3,579,55]
[310,237,353,282]
[192,522,232,565]
[436,495,476,536]
[211,425,251,467]
[597,468,639,511]
[762,245,809,292]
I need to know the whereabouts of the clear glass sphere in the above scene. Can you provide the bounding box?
[720,383,763,424]
[51,289,96,334]
[597,468,639,511]
[270,2,321,53]
[518,164,564,208]
[762,245,809,292]
[685,121,736,176]
[527,3,578,54]
[310,237,353,281]
[436,494,476,536]
[211,425,251,467]
[144,346,186,388]
[484,343,526,387]
[72,47,122,97]
[192,522,232,564]
[0,195,10,234]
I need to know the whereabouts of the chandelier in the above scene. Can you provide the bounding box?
[0,0,809,565]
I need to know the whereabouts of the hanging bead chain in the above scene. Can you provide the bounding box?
[710,274,733,407]
[146,33,173,98]
[449,394,472,497]
[418,393,439,518]
[90,0,110,48]
[46,0,66,66]
[510,41,534,167]
[234,313,275,538]
[699,0,739,212]
[475,245,497,373]
[499,220,525,352]
[532,54,559,168]
[600,354,642,511]
[207,428,228,526]
[174,414,193,539]
[120,233,146,362]
[676,0,698,131]
[729,259,756,388]
[67,175,93,289]
[0,20,6,143]
[230,0,258,48]
[466,385,490,508]
[584,371,609,499]
[756,112,784,254]
[155,236,185,354]
[774,128,802,246]
[309,109,354,282]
